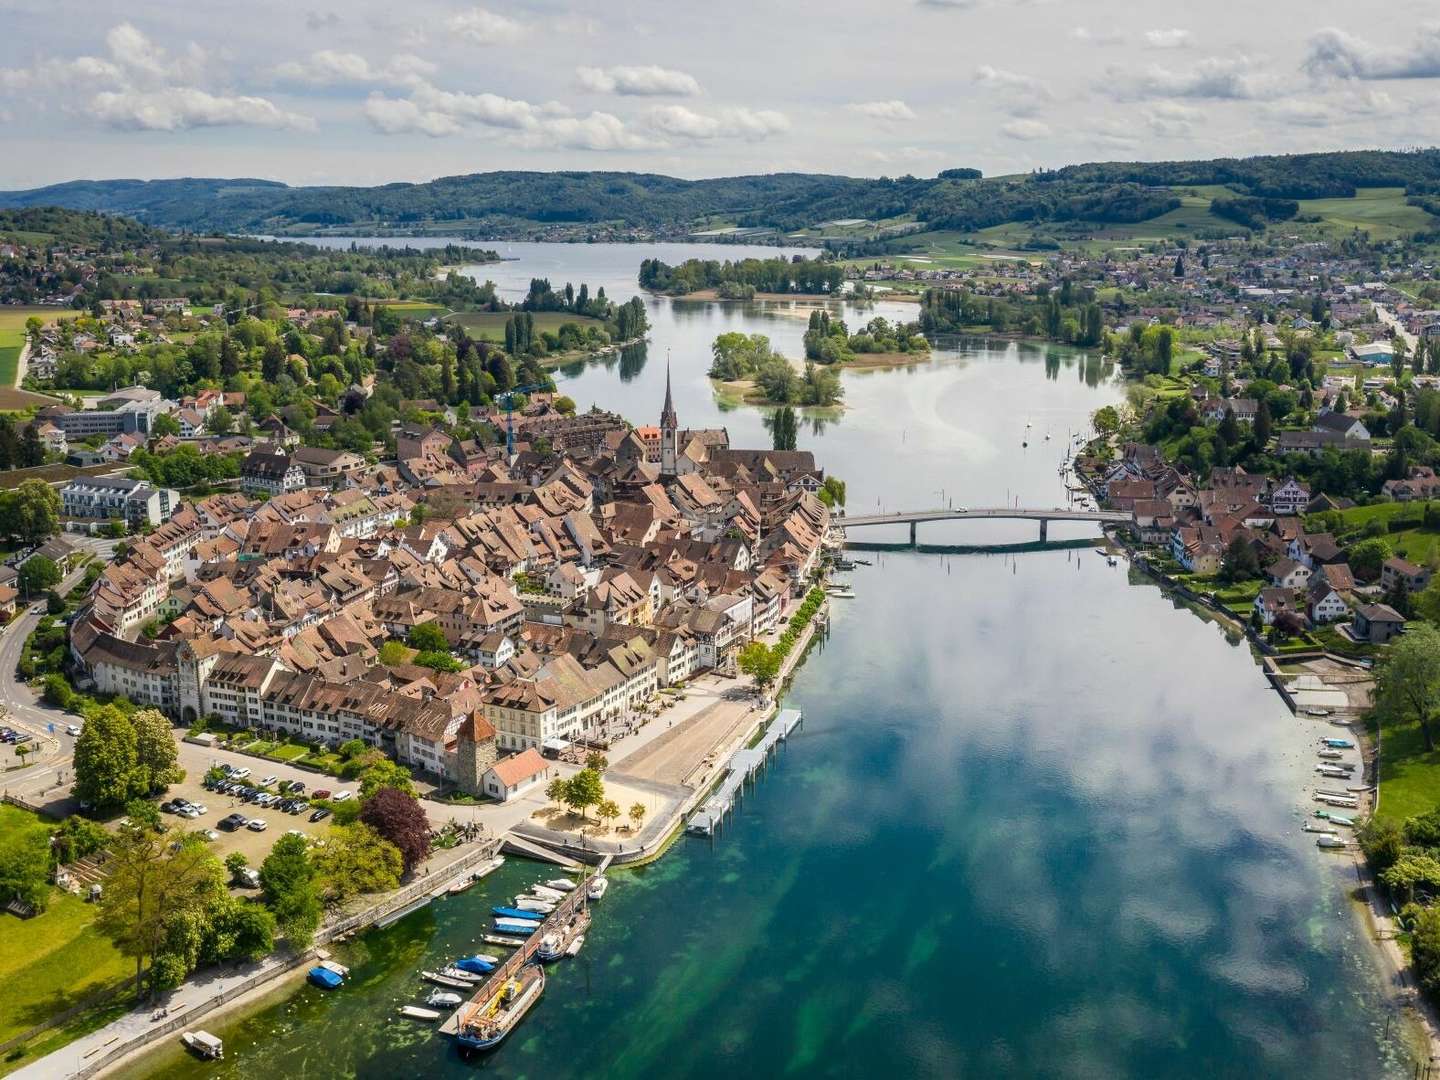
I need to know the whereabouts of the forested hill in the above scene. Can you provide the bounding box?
[4,149,1440,238]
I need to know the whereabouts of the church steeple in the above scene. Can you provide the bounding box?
[660,355,678,434]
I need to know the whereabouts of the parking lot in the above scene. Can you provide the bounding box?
[160,763,353,874]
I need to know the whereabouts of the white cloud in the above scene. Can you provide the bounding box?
[644,104,789,141]
[1144,29,1192,50]
[1071,27,1125,46]
[575,65,701,97]
[93,87,314,132]
[866,145,944,164]
[1001,118,1050,141]
[1145,101,1202,137]
[445,7,525,46]
[975,65,1052,98]
[845,100,917,121]
[1304,26,1440,80]
[1108,56,1280,100]
[272,50,434,87]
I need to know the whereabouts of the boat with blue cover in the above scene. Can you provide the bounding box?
[1323,738,1354,749]
[494,917,540,935]
[492,906,545,921]
[455,956,496,975]
[308,966,343,990]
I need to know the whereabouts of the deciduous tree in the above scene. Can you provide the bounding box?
[359,786,431,874]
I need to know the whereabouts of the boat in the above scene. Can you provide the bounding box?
[1318,749,1344,760]
[476,855,506,878]
[826,586,855,599]
[484,934,528,947]
[399,1005,442,1021]
[1323,738,1355,749]
[308,966,344,990]
[1303,823,1339,835]
[1314,794,1359,808]
[537,910,591,963]
[454,956,497,975]
[509,897,557,913]
[566,934,586,957]
[586,875,609,901]
[543,878,576,892]
[853,558,872,566]
[492,906,546,921]
[440,966,481,983]
[833,559,856,571]
[181,1031,224,1060]
[423,970,472,989]
[448,878,477,895]
[1328,813,1357,828]
[494,918,541,935]
[1305,707,1332,717]
[455,964,546,1051]
[426,990,464,1008]
[530,885,567,902]
[1316,765,1352,778]
[1317,835,1348,850]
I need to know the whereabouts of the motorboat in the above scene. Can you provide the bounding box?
[492,906,546,921]
[181,1031,224,1060]
[427,990,464,1008]
[510,897,557,913]
[537,910,591,963]
[423,970,471,989]
[484,934,528,947]
[494,918,541,935]
[566,935,586,957]
[1305,707,1332,717]
[1323,738,1355,749]
[309,966,344,990]
[440,966,481,983]
[454,956,497,976]
[530,885,567,902]
[586,875,609,901]
[1318,750,1344,760]
[1317,835,1347,850]
[399,1005,442,1021]
[543,878,576,892]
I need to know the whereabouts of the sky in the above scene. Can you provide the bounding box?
[2,0,1440,190]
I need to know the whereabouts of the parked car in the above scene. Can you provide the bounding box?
[201,829,220,842]
[230,767,250,780]
[66,725,82,737]
[332,790,353,802]
[285,780,306,794]
[258,775,278,787]
[312,789,331,800]
[309,807,331,823]
[246,818,268,832]
[218,814,246,832]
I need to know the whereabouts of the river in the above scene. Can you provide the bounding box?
[136,242,1409,1078]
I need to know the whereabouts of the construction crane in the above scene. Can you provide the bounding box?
[496,383,548,458]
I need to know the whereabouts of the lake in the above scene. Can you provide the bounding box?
[136,241,1411,1078]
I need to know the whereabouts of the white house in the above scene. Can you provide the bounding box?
[481,748,551,802]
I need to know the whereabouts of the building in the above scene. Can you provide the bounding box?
[61,476,178,528]
[241,451,306,496]
[1353,603,1405,644]
[480,747,551,802]
[659,361,680,477]
[54,387,170,437]
[1381,557,1431,595]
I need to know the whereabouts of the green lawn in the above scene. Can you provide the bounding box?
[1376,711,1440,824]
[1298,187,1438,241]
[446,310,605,343]
[0,808,131,1049]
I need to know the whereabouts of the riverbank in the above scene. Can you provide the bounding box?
[709,377,846,412]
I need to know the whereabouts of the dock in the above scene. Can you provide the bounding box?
[439,853,611,1039]
[686,708,802,837]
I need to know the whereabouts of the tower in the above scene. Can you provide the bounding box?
[660,355,679,476]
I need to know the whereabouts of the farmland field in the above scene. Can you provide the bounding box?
[445,310,605,342]
[1298,187,1438,240]
[0,306,69,410]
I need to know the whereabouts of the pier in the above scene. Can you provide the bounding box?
[438,853,612,1039]
[686,708,803,837]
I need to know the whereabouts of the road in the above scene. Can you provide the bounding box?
[1,537,116,800]
[1375,303,1417,351]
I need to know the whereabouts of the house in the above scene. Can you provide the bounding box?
[1381,557,1432,595]
[1288,533,1344,570]
[241,451,306,496]
[480,747,552,802]
[1267,558,1312,589]
[1310,587,1351,624]
[1254,587,1300,626]
[1313,413,1371,443]
[61,476,178,528]
[1353,603,1405,644]
[1268,478,1310,516]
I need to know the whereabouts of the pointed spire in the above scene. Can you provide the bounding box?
[660,350,678,433]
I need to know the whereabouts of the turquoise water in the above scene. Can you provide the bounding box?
[136,242,1410,1078]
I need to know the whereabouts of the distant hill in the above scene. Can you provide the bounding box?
[4,150,1440,239]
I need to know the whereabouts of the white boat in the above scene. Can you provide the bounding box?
[1304,707,1332,717]
[422,970,472,989]
[1316,765,1352,778]
[440,966,482,984]
[426,990,463,1008]
[1317,750,1344,760]
[484,934,527,947]
[512,896,557,913]
[399,1005,442,1021]
[565,934,586,957]
[1302,823,1339,835]
[476,856,506,878]
[530,885,567,902]
[544,878,576,892]
[586,875,609,901]
[1317,835,1348,850]
[181,1031,224,1060]
[1314,794,1359,808]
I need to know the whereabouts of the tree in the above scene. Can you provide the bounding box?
[18,555,60,597]
[359,787,432,874]
[564,768,605,822]
[73,705,141,812]
[1347,537,1393,581]
[260,833,322,948]
[1220,535,1261,583]
[96,825,227,1000]
[1253,399,1273,447]
[1411,905,1440,995]
[546,776,569,806]
[771,406,798,451]
[597,799,621,832]
[225,851,250,884]
[207,406,234,435]
[1380,852,1440,904]
[584,752,609,774]
[738,641,780,693]
[2,481,61,544]
[0,819,53,912]
[1374,624,1440,752]
[150,413,181,438]
[818,476,846,508]
[314,823,403,904]
[629,802,646,831]
[130,708,182,793]
[407,621,449,653]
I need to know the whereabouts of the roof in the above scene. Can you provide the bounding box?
[487,747,548,787]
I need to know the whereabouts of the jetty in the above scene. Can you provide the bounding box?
[438,853,612,1041]
[686,708,802,837]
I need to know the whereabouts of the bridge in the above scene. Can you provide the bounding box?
[835,507,1130,544]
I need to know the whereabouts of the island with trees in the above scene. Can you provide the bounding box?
[707,332,843,408]
[639,256,844,299]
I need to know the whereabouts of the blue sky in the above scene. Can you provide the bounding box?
[1,0,1438,189]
